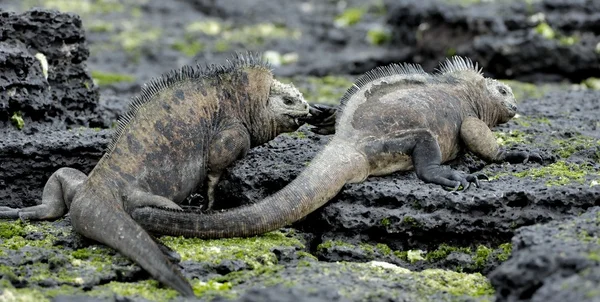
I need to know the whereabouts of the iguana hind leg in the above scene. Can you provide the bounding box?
[411,131,480,190]
[0,167,86,220]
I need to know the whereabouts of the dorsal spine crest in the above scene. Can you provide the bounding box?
[102,52,270,159]
[434,56,483,76]
[339,62,427,109]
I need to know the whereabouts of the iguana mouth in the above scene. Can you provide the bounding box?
[285,112,309,125]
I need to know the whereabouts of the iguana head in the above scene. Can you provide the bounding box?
[268,79,309,132]
[484,78,517,124]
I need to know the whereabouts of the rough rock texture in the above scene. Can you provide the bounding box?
[386,0,600,81]
[0,9,101,130]
[0,129,109,208]
[0,1,600,301]
[0,219,495,302]
[490,206,600,302]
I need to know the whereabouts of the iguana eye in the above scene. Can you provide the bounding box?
[283,96,295,106]
[498,86,508,96]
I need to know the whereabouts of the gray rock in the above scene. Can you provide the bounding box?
[0,8,100,130]
[490,207,600,302]
[386,0,600,81]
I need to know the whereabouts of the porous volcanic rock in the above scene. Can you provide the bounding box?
[490,206,600,302]
[386,0,600,81]
[0,8,100,130]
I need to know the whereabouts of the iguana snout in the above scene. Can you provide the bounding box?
[268,79,310,131]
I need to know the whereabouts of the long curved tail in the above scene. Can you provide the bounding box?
[132,141,368,238]
[69,191,194,296]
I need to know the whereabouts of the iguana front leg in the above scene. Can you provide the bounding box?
[460,116,541,163]
[204,126,251,210]
[0,167,86,220]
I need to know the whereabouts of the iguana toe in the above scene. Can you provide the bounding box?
[435,170,482,191]
[303,104,337,135]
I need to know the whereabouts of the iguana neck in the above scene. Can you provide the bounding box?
[245,108,280,147]
[459,82,500,127]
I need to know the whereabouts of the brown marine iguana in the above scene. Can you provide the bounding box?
[131,56,540,240]
[0,53,310,296]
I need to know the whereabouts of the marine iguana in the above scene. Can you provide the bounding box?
[0,53,310,296]
[130,56,540,240]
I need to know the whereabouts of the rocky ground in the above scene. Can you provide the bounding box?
[0,0,599,301]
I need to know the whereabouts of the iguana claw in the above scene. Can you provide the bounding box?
[302,104,337,135]
[503,150,543,164]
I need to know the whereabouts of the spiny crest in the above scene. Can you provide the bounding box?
[103,52,271,157]
[339,62,427,109]
[434,56,483,76]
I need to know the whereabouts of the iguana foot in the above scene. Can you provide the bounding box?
[0,204,64,221]
[0,207,20,219]
[419,166,482,191]
[0,167,86,220]
[501,150,543,164]
[302,104,337,135]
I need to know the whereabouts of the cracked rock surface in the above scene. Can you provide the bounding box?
[0,0,599,301]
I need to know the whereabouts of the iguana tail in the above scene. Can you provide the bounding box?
[131,140,369,238]
[69,190,195,296]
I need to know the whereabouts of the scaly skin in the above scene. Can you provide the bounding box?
[130,56,541,239]
[0,53,310,296]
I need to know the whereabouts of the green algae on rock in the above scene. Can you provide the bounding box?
[160,230,305,268]
[90,71,136,86]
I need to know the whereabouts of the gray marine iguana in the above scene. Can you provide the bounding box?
[131,56,541,239]
[0,53,311,296]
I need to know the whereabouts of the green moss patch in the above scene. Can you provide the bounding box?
[367,26,391,45]
[91,71,136,86]
[552,135,600,159]
[425,244,471,262]
[514,161,596,186]
[500,80,574,101]
[22,0,125,15]
[10,112,25,130]
[495,130,530,146]
[171,40,204,57]
[534,22,579,46]
[284,75,354,105]
[335,8,365,27]
[160,231,304,269]
[341,262,495,298]
[0,220,25,239]
[582,78,600,90]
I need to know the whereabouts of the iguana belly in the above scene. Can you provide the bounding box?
[368,153,413,176]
